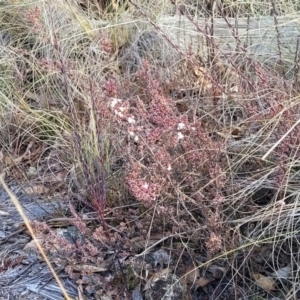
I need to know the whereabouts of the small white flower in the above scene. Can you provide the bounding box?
[142,183,149,190]
[177,123,185,130]
[128,131,135,137]
[177,132,184,140]
[134,135,139,142]
[167,164,172,171]
[229,85,239,93]
[115,111,124,118]
[109,98,121,108]
[119,106,126,112]
[128,116,135,124]
[221,93,228,101]
[276,200,286,207]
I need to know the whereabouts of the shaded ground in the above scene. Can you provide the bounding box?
[0,184,77,299]
[0,183,297,300]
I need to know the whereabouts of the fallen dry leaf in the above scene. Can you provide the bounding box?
[144,267,172,291]
[77,282,88,300]
[23,184,49,195]
[72,263,107,273]
[43,171,66,182]
[185,265,212,287]
[130,233,165,250]
[271,265,292,279]
[197,277,212,287]
[4,156,14,166]
[185,265,199,285]
[24,237,43,252]
[24,235,62,254]
[208,264,227,278]
[252,272,276,291]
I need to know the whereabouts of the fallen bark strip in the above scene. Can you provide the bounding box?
[111,14,300,74]
[158,15,299,62]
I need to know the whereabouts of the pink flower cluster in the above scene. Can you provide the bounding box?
[104,62,227,207]
[127,177,160,206]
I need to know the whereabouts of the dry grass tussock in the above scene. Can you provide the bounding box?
[1,0,300,299]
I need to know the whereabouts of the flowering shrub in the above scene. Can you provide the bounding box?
[101,60,233,257]
[6,2,300,298]
[114,62,226,206]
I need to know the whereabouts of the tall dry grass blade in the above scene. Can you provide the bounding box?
[262,116,300,161]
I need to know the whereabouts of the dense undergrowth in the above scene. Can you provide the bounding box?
[1,0,300,299]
